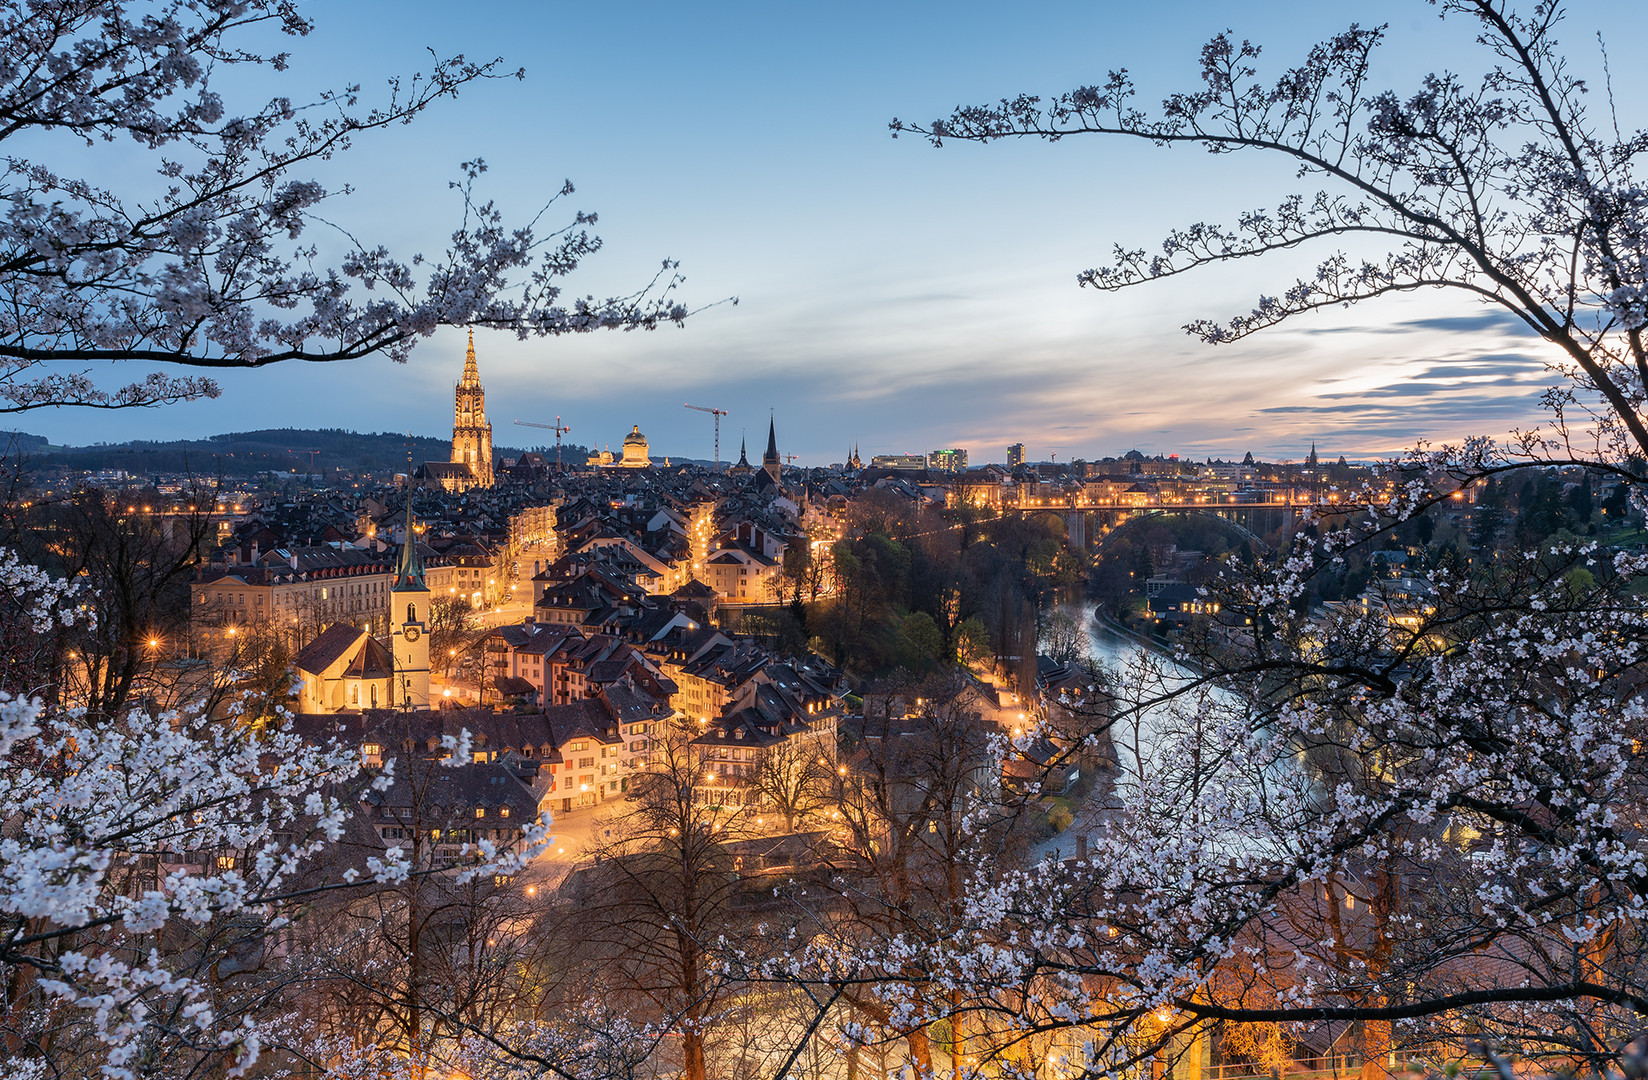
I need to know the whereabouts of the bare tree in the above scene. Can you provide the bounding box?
[554,720,770,1080]
[2,483,218,719]
[749,736,832,833]
[811,674,1030,1077]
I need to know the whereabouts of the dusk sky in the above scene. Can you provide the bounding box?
[20,0,1648,464]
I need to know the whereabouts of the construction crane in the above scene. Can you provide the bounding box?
[287,448,322,480]
[684,403,728,469]
[513,417,572,468]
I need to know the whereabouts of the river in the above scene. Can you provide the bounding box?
[1033,601,1286,863]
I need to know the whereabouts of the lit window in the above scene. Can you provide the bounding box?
[475,807,486,819]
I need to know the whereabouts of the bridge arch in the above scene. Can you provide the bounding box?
[1089,508,1269,556]
[1023,509,1073,535]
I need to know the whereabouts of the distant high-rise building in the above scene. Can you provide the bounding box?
[1007,443,1025,468]
[870,454,926,470]
[928,448,967,472]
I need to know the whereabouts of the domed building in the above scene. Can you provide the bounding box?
[618,425,651,468]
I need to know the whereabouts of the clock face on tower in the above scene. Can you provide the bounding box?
[403,626,421,642]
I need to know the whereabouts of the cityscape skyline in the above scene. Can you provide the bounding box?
[14,0,1645,462]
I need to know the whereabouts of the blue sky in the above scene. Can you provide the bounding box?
[20,0,1647,464]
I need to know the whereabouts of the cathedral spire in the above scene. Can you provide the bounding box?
[448,328,493,487]
[460,327,481,387]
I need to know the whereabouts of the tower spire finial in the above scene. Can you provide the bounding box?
[393,492,426,590]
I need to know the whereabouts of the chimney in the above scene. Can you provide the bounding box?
[1075,833,1088,862]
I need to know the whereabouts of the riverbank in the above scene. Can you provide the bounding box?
[1088,605,1181,665]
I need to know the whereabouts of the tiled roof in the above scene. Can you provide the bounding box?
[294,623,368,673]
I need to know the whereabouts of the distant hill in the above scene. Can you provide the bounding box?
[17,427,597,477]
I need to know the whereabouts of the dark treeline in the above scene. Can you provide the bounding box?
[1274,464,1631,617]
[772,490,1088,684]
[13,428,561,477]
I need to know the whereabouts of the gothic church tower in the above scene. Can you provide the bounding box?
[391,498,431,710]
[450,329,495,487]
[762,417,781,486]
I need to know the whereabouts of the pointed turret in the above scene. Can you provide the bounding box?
[762,416,781,485]
[729,434,753,475]
[459,327,482,388]
[392,497,426,592]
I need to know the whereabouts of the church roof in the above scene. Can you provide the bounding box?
[295,623,369,675]
[415,462,474,479]
[343,635,394,680]
[763,417,779,465]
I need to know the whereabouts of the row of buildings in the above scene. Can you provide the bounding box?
[179,337,1119,842]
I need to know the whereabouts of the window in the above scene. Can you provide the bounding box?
[499,806,510,818]
[579,756,594,769]
[217,855,237,870]
[475,807,486,819]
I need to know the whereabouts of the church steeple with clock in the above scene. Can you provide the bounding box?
[391,497,431,710]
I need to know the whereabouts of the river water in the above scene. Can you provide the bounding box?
[1036,600,1286,862]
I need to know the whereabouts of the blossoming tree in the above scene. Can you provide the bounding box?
[0,0,699,414]
[832,2,1648,1077]
[0,2,684,1072]
[0,547,551,1079]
